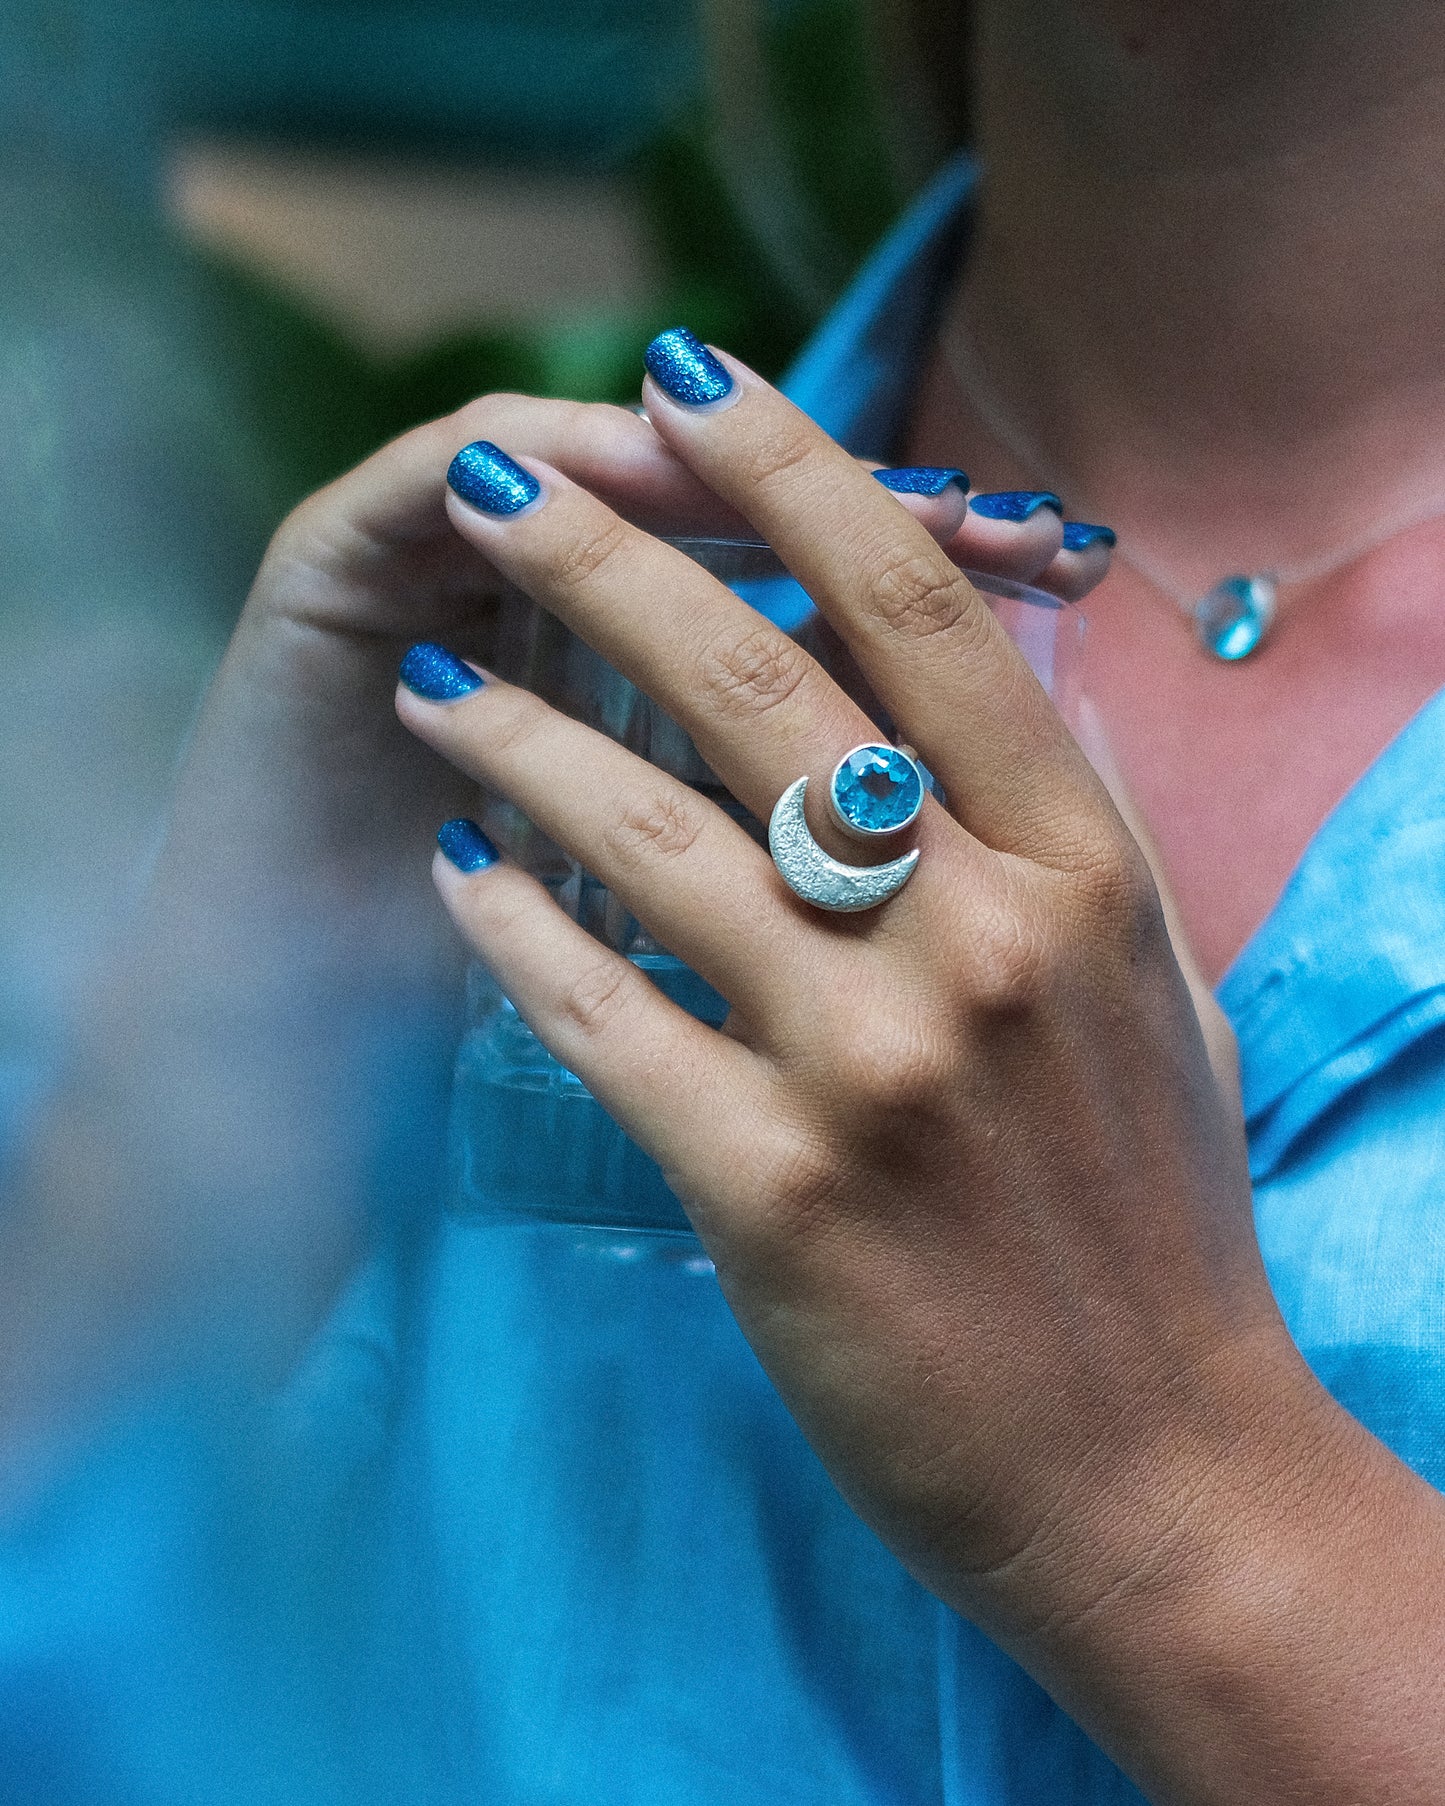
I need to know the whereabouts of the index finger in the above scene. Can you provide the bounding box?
[640,330,1100,860]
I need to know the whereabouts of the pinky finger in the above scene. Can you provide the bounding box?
[1032,523,1117,602]
[431,822,771,1207]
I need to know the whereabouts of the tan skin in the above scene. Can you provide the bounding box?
[911,0,1445,980]
[398,356,1445,1806]
[6,3,1445,1801]
[0,410,1072,1449]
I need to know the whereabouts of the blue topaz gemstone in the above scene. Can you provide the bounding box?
[1192,573,1277,661]
[829,744,925,839]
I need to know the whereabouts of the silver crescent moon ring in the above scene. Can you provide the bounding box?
[767,743,925,914]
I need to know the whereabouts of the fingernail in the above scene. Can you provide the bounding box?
[873,466,968,497]
[1061,521,1117,552]
[400,642,485,702]
[969,490,1064,522]
[447,441,542,516]
[644,327,734,407]
[437,818,500,873]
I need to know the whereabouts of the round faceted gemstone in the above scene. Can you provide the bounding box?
[831,744,924,836]
[1192,574,1276,661]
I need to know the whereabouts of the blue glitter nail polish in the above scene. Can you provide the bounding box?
[437,818,500,873]
[1061,521,1118,552]
[399,642,485,702]
[873,466,969,497]
[447,441,542,515]
[644,327,734,407]
[969,490,1065,522]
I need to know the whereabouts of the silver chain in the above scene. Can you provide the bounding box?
[942,317,1445,613]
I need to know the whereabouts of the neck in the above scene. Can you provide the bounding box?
[953,1,1445,585]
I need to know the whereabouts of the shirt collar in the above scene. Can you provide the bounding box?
[1218,688,1445,1175]
[782,155,977,452]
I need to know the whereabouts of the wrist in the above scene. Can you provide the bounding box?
[957,1330,1444,1797]
[917,1314,1300,1635]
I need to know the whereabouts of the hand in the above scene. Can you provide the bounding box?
[398,343,1445,1803]
[0,388,1091,1457]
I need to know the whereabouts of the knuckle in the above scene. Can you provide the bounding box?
[739,422,818,493]
[265,496,314,564]
[774,1156,839,1238]
[477,687,551,759]
[448,389,526,441]
[696,625,814,721]
[960,836,1163,1019]
[829,1015,955,1124]
[602,789,706,869]
[582,399,648,437]
[474,886,539,946]
[263,479,359,578]
[748,1132,844,1244]
[450,393,633,451]
[556,957,636,1040]
[966,903,1055,1015]
[1071,832,1161,938]
[870,554,985,643]
[547,515,630,590]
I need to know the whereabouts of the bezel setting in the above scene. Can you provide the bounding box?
[826,742,926,841]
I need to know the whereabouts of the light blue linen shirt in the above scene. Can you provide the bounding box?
[366,160,1445,1804]
[5,159,1445,1806]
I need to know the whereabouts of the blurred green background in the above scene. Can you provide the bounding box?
[5,0,931,521]
[0,0,953,1156]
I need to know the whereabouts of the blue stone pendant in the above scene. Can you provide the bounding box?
[1192,574,1277,660]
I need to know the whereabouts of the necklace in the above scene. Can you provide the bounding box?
[943,318,1445,661]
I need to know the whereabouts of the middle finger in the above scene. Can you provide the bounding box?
[440,443,913,863]
[640,336,1101,862]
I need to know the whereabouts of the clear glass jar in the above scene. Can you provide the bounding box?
[447,540,1082,1250]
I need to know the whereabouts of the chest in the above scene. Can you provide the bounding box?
[1079,545,1445,982]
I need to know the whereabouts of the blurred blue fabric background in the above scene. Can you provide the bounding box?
[0,4,918,1785]
[0,13,947,1798]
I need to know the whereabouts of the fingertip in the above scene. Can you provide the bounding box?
[431,843,460,899]
[445,440,546,517]
[641,327,747,414]
[941,499,1065,585]
[397,642,487,709]
[432,822,507,926]
[436,816,501,875]
[443,450,564,542]
[1032,537,1115,603]
[868,465,971,544]
[871,465,969,498]
[1060,521,1117,554]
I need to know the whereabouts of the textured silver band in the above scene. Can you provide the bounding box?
[768,778,920,913]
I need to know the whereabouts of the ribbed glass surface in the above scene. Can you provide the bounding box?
[447,541,1079,1245]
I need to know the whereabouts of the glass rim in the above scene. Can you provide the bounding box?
[661,534,1071,611]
